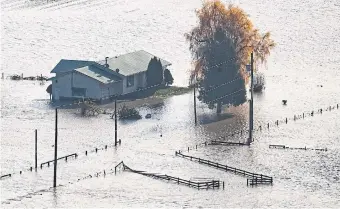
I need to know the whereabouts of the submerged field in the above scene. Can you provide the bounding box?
[1,0,340,208]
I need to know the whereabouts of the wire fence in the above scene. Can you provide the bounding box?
[0,143,121,181]
[176,103,339,153]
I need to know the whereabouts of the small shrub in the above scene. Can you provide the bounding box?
[118,105,142,120]
[80,100,101,117]
[9,74,21,80]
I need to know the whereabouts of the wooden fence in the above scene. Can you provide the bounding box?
[210,141,247,146]
[40,153,78,168]
[269,144,327,151]
[175,152,273,186]
[114,161,223,190]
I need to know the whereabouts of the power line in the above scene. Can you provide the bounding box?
[203,76,243,94]
[206,89,246,104]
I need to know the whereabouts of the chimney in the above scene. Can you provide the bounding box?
[105,57,109,68]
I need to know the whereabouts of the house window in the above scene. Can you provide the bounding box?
[126,75,134,87]
[72,87,86,97]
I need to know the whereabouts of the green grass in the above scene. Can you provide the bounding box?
[153,86,193,98]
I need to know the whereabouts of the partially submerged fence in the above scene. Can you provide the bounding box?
[210,141,247,146]
[40,153,78,168]
[114,161,223,190]
[215,103,340,142]
[269,144,327,151]
[1,142,122,181]
[175,152,273,186]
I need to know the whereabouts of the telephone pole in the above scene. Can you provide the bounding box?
[194,78,197,126]
[53,108,58,187]
[247,52,254,145]
[114,99,118,146]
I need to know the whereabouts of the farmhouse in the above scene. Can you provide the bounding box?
[49,50,171,101]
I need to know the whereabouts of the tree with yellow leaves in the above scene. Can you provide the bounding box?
[186,0,275,113]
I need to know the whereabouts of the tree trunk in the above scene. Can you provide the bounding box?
[216,101,222,114]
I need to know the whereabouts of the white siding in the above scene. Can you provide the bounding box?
[122,72,147,95]
[52,72,72,100]
[100,81,123,99]
[52,72,102,100]
[136,72,147,88]
[72,72,101,99]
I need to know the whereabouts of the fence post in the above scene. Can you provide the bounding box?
[286,118,288,124]
[267,123,269,129]
[35,129,38,171]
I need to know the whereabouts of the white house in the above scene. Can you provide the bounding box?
[49,50,171,101]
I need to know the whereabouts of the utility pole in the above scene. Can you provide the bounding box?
[194,75,197,126]
[115,99,117,146]
[35,129,37,171]
[247,52,254,145]
[53,108,58,187]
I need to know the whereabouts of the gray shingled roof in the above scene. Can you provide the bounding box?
[75,65,122,84]
[96,50,172,76]
[50,59,94,73]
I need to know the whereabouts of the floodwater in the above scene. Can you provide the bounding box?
[1,0,340,208]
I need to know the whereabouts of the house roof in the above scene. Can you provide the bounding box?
[96,50,172,76]
[50,59,94,73]
[75,65,122,84]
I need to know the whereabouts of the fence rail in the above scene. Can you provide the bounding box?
[40,153,78,168]
[269,144,327,151]
[175,152,273,186]
[210,141,247,146]
[0,174,12,180]
[115,161,223,190]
